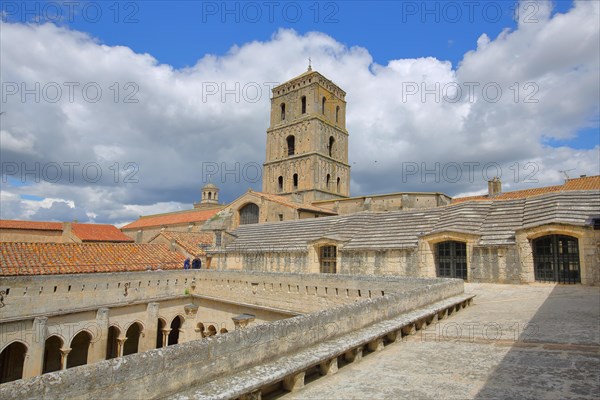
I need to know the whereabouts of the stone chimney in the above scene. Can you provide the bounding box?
[62,222,72,242]
[488,177,502,197]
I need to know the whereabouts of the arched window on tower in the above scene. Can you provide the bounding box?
[280,103,286,121]
[278,176,283,192]
[326,174,331,190]
[286,135,295,156]
[293,173,298,190]
[337,177,341,193]
[336,105,340,123]
[328,136,335,157]
[321,96,326,114]
[301,96,306,114]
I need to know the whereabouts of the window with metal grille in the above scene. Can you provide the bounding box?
[435,241,467,280]
[239,203,259,225]
[320,245,337,273]
[533,235,580,284]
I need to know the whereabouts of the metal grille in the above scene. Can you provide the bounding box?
[239,203,259,225]
[533,235,580,284]
[435,241,467,280]
[320,246,337,274]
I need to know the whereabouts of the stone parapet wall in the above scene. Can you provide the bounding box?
[0,276,463,399]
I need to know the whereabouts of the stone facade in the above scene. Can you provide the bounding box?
[262,69,350,203]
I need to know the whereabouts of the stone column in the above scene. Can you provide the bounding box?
[162,329,171,347]
[22,317,47,378]
[117,337,127,357]
[141,302,159,351]
[60,347,71,370]
[88,308,109,364]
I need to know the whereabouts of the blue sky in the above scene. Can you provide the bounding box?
[1,0,598,224]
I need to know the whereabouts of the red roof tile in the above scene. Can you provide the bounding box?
[121,209,221,230]
[71,224,133,242]
[249,191,337,215]
[152,231,213,257]
[0,220,62,231]
[0,242,186,276]
[0,220,133,242]
[452,176,600,204]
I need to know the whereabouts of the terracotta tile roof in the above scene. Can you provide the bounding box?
[0,220,62,231]
[152,231,214,257]
[249,190,337,215]
[71,224,133,242]
[452,176,600,204]
[121,209,221,230]
[0,242,186,276]
[0,220,134,242]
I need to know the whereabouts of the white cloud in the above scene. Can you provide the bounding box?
[0,0,598,224]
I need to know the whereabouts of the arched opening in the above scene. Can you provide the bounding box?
[280,103,286,121]
[208,192,212,200]
[168,316,183,346]
[196,322,206,337]
[337,177,341,193]
[533,235,580,283]
[0,342,27,383]
[328,136,335,157]
[67,331,92,369]
[286,135,295,156]
[326,174,331,190]
[123,322,142,356]
[319,245,337,274]
[106,326,120,359]
[293,173,298,190]
[321,96,326,114]
[43,336,63,373]
[278,176,284,192]
[301,96,306,114]
[156,318,166,348]
[220,328,229,334]
[239,203,259,225]
[207,325,217,337]
[336,105,340,123]
[435,241,467,280]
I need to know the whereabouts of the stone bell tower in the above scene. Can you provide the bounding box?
[262,65,350,203]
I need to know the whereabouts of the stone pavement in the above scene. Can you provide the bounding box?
[283,283,600,400]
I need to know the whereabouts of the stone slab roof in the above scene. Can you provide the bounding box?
[223,191,600,252]
[121,209,220,230]
[0,242,186,275]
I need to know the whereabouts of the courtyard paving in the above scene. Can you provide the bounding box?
[283,283,600,400]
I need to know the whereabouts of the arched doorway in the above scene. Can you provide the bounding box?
[0,342,27,383]
[43,335,63,373]
[67,331,92,369]
[123,322,142,356]
[156,318,166,348]
[168,316,183,345]
[435,241,467,280]
[106,326,120,359]
[533,235,580,283]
